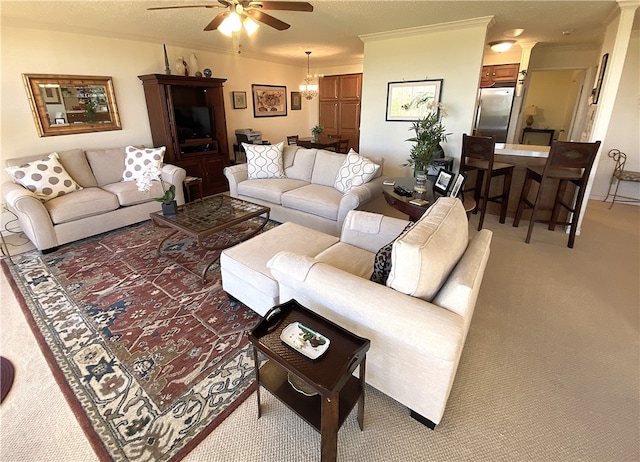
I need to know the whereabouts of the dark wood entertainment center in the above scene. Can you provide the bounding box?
[138,74,230,196]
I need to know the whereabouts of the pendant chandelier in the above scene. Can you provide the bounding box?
[300,51,318,100]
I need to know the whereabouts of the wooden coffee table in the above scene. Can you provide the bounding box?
[383,176,476,221]
[149,194,270,283]
[249,299,370,462]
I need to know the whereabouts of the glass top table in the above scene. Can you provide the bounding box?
[150,194,270,283]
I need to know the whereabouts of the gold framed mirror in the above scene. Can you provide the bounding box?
[22,74,122,137]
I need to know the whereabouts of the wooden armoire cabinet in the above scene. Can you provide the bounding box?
[138,74,230,196]
[319,73,362,152]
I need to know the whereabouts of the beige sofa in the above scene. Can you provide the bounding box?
[2,147,186,252]
[224,145,384,236]
[221,197,492,427]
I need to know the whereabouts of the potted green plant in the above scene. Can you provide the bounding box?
[137,165,177,216]
[311,124,324,141]
[156,183,177,216]
[402,100,450,175]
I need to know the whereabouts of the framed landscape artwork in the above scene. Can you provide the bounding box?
[386,79,443,121]
[252,84,287,117]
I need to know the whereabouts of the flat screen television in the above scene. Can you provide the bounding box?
[174,106,215,143]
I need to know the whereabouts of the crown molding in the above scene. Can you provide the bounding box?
[359,16,495,42]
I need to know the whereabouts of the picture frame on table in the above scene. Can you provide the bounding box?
[433,169,455,196]
[252,84,287,117]
[290,91,302,110]
[232,91,247,109]
[385,79,443,121]
[448,172,467,198]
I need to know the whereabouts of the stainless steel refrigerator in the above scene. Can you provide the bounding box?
[474,86,515,143]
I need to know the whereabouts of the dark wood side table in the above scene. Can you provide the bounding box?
[297,136,340,150]
[183,176,203,202]
[249,299,370,462]
[382,176,476,221]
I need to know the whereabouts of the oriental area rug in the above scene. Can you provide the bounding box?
[2,219,275,461]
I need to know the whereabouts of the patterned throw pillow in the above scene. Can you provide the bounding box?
[334,150,380,193]
[5,152,82,202]
[122,146,165,182]
[370,222,414,285]
[244,142,285,179]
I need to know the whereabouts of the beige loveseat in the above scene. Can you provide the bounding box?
[224,144,384,236]
[221,197,492,427]
[2,146,186,252]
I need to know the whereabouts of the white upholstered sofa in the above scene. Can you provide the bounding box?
[221,197,492,427]
[224,144,384,236]
[2,146,186,252]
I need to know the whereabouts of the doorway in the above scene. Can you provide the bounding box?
[520,69,587,143]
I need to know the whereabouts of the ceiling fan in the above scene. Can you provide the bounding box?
[148,1,314,34]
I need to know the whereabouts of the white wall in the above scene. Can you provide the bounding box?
[482,47,521,66]
[0,25,315,175]
[359,19,490,178]
[591,30,640,201]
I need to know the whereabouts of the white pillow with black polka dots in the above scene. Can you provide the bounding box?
[5,152,82,202]
[122,146,165,182]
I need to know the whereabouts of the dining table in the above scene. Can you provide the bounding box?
[296,135,340,150]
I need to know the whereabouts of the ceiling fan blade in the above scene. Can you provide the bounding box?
[204,11,230,31]
[248,1,313,12]
[147,5,220,11]
[245,9,290,30]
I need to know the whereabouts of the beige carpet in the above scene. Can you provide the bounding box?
[1,200,638,461]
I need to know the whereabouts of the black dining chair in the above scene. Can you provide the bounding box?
[513,140,601,248]
[460,134,514,231]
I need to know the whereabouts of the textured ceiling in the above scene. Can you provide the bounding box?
[1,1,636,66]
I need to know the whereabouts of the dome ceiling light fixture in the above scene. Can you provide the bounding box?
[300,51,318,100]
[489,40,517,53]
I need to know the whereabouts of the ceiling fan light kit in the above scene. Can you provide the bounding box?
[242,16,259,35]
[300,51,318,100]
[489,40,517,53]
[149,1,313,36]
[219,11,243,36]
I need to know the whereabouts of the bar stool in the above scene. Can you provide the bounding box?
[513,140,601,248]
[460,134,514,231]
[183,176,203,202]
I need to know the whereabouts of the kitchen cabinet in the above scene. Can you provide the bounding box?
[138,74,230,196]
[480,64,520,86]
[319,73,362,152]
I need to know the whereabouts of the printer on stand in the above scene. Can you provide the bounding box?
[234,128,269,163]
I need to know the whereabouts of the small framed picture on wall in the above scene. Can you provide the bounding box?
[232,91,247,109]
[291,91,302,110]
